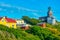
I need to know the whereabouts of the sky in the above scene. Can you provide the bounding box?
[0,0,60,21]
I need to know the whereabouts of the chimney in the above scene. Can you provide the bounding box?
[3,16,7,18]
[5,16,7,18]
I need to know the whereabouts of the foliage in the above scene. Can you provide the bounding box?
[22,16,41,25]
[0,25,40,40]
[0,22,60,40]
[26,25,60,40]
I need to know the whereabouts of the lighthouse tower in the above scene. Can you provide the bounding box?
[47,7,56,25]
[47,7,52,17]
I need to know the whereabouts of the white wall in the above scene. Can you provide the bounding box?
[52,19,56,25]
[47,17,56,25]
[16,20,25,24]
[47,17,52,24]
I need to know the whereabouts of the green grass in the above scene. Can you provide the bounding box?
[0,25,40,40]
[0,23,60,40]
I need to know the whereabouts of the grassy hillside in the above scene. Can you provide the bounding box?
[0,23,60,40]
[0,25,40,40]
[25,23,60,40]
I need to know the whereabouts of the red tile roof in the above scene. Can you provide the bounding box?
[0,17,2,20]
[5,18,16,23]
[0,17,16,23]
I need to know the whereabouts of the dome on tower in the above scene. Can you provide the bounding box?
[47,7,53,17]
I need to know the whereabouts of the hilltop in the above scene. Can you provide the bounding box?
[0,22,60,40]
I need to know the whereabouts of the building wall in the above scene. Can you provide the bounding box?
[37,22,46,28]
[52,19,56,25]
[16,20,25,24]
[39,17,47,22]
[6,23,16,28]
[47,17,56,25]
[47,17,52,24]
[0,17,7,25]
[0,18,17,29]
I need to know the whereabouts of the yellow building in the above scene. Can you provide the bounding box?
[0,17,17,29]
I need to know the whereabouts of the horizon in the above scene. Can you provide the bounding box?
[0,0,60,22]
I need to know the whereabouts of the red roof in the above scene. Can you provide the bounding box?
[0,17,16,23]
[5,18,16,23]
[0,17,2,20]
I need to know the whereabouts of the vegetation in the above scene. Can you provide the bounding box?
[26,25,60,40]
[0,25,40,40]
[22,16,41,25]
[0,16,60,40]
[0,23,60,40]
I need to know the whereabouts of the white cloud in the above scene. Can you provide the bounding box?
[32,13,40,17]
[0,8,7,12]
[0,2,40,12]
[10,10,14,13]
[30,0,37,2]
[0,8,3,11]
[0,2,12,7]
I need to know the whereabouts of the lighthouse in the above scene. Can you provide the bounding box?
[47,7,56,25]
[39,7,56,25]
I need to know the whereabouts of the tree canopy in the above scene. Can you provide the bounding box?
[22,16,41,25]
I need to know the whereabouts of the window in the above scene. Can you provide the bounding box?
[21,21,24,24]
[2,19,4,22]
[21,21,23,23]
[12,25,14,28]
[6,24,9,27]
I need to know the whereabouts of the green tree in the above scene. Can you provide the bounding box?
[26,25,60,40]
[22,16,41,25]
[0,25,41,40]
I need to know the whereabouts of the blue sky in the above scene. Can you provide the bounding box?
[0,0,60,21]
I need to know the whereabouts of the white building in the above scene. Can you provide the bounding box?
[47,17,56,25]
[47,7,56,25]
[16,19,25,25]
[16,19,31,27]
[39,7,56,25]
[16,19,25,27]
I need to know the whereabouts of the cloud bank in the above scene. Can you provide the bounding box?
[0,2,40,17]
[0,2,39,12]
